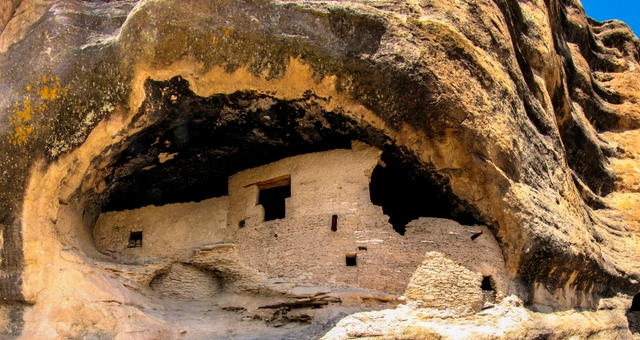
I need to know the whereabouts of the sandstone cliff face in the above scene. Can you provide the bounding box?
[0,0,639,338]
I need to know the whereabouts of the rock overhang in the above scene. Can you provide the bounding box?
[0,0,639,337]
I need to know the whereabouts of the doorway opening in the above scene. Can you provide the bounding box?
[481,276,496,305]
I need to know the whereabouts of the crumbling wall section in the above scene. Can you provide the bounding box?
[404,218,512,299]
[226,146,511,297]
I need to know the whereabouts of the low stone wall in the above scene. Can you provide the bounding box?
[233,215,509,299]
[150,263,221,299]
[405,252,484,317]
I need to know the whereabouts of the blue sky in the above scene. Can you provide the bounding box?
[581,0,639,36]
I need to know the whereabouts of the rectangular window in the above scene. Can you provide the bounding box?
[251,175,291,221]
[346,253,357,266]
[128,231,142,248]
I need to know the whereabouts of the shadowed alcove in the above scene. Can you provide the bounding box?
[82,76,477,235]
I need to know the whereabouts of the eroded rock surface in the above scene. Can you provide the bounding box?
[0,0,639,338]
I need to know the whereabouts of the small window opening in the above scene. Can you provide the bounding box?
[358,246,368,251]
[253,175,291,221]
[331,214,338,232]
[481,276,496,306]
[238,220,245,228]
[128,231,142,248]
[627,293,640,334]
[471,230,483,240]
[481,276,493,291]
[346,253,357,266]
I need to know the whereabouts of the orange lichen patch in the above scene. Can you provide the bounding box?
[7,75,69,145]
[38,85,59,101]
[221,26,234,37]
[8,98,33,145]
[37,76,63,101]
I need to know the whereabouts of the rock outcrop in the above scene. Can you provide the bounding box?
[0,0,639,338]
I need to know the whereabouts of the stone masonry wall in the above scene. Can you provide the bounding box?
[404,252,484,317]
[93,196,229,261]
[226,142,382,230]
[149,263,222,299]
[226,145,511,299]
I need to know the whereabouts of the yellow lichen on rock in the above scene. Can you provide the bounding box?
[8,98,33,145]
[7,75,68,145]
[37,76,64,101]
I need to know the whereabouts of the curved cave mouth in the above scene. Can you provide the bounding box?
[81,76,479,236]
[369,145,481,235]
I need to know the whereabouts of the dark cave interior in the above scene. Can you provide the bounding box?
[82,76,480,232]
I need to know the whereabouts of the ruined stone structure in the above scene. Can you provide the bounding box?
[92,145,509,315]
[0,0,640,338]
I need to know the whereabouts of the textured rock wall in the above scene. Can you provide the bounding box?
[0,0,638,337]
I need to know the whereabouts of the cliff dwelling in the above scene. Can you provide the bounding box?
[10,74,515,338]
[90,141,508,332]
[3,0,640,338]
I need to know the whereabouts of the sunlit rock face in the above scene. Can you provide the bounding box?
[0,0,639,338]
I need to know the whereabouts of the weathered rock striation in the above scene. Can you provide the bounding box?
[0,0,639,338]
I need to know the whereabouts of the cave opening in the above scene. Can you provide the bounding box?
[81,76,480,243]
[369,145,479,235]
[83,76,358,226]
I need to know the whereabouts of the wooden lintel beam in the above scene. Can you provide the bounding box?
[244,175,291,190]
